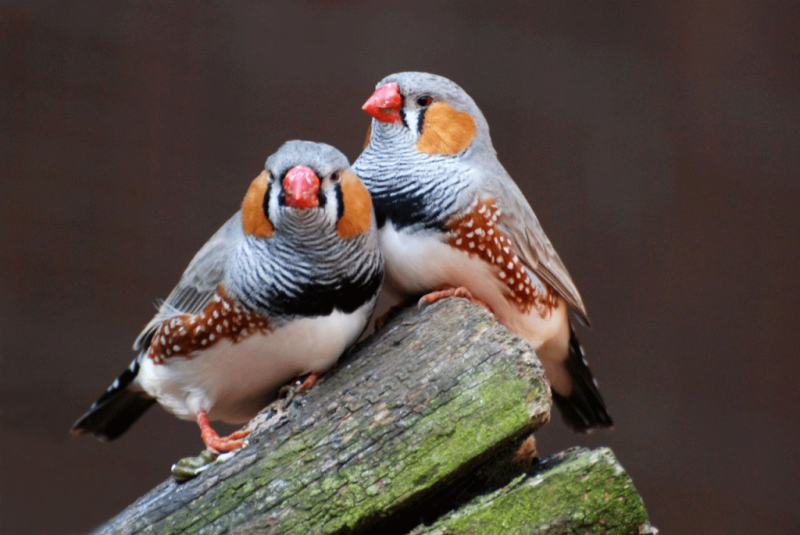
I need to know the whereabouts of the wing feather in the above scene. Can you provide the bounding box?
[133,212,245,350]
[485,172,590,326]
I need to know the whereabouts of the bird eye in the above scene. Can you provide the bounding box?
[416,95,433,107]
[330,171,340,183]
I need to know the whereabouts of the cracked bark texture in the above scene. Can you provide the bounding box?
[94,299,652,534]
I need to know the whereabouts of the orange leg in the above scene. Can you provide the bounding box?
[279,371,325,408]
[295,372,321,393]
[417,286,494,314]
[195,409,250,453]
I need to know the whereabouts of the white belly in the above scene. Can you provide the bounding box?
[137,304,372,423]
[380,221,568,355]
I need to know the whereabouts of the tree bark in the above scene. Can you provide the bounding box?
[95,299,653,535]
[410,447,653,535]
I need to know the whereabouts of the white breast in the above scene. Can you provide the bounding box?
[379,221,502,298]
[136,302,372,423]
[379,221,568,354]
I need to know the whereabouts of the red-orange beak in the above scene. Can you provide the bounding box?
[362,82,403,124]
[283,166,319,209]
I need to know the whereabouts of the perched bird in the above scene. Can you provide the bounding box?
[354,72,612,432]
[72,141,384,451]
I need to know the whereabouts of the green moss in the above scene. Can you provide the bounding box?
[98,302,651,535]
[310,368,536,534]
[150,356,546,534]
[116,303,555,534]
[413,448,649,535]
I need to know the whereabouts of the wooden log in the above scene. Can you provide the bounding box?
[94,299,653,534]
[410,447,654,535]
[96,299,550,534]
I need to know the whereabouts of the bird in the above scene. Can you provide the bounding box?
[72,140,384,452]
[354,72,612,432]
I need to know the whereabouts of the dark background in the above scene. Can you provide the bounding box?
[1,2,798,533]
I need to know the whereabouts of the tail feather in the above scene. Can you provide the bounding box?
[71,357,155,441]
[551,328,613,432]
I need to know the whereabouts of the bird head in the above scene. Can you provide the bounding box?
[361,72,492,158]
[242,140,374,240]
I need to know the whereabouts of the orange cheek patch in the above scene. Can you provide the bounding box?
[147,287,269,364]
[416,102,477,156]
[337,171,373,239]
[447,198,558,317]
[241,171,274,238]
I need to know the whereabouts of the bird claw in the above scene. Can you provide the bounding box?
[203,432,250,453]
[417,286,493,314]
[278,372,321,409]
[278,382,299,409]
[296,372,320,392]
[195,408,250,453]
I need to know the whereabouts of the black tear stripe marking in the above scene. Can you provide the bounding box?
[417,107,427,136]
[318,185,328,209]
[260,267,383,317]
[334,183,343,222]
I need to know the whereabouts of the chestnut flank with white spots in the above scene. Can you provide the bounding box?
[147,288,268,364]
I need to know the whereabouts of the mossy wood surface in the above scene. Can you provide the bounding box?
[96,299,553,534]
[411,447,652,535]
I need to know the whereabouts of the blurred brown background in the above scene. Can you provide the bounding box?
[1,2,798,533]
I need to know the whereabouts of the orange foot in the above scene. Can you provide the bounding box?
[295,372,321,393]
[417,286,494,314]
[196,409,250,453]
[279,371,325,408]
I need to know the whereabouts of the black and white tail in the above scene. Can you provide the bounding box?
[551,328,613,432]
[70,356,155,441]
